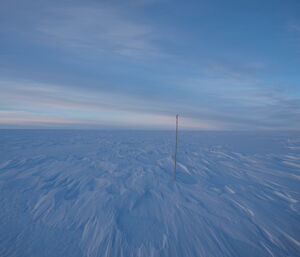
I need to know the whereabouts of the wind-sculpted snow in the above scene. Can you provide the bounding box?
[0,130,300,257]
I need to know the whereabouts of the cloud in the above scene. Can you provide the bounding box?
[0,79,220,130]
[1,1,299,130]
[1,46,299,130]
[0,117,90,125]
[31,3,165,58]
[2,47,300,131]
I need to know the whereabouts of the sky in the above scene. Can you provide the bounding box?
[0,0,300,130]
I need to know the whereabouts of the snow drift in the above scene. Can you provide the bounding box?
[0,130,299,257]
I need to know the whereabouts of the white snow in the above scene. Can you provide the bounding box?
[0,130,299,257]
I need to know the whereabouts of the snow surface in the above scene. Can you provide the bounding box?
[0,130,300,257]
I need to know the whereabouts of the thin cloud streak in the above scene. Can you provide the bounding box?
[0,110,218,130]
[35,4,166,58]
[0,118,93,125]
[0,80,219,129]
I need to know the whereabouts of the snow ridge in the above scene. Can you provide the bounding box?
[0,130,299,257]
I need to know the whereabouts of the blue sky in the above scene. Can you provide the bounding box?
[0,0,300,130]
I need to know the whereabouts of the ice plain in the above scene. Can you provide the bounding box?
[0,130,300,257]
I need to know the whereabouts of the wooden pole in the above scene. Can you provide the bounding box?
[174,114,179,181]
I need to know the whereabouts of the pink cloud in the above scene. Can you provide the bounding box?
[0,117,96,125]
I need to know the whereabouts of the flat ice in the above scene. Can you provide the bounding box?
[0,130,300,257]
